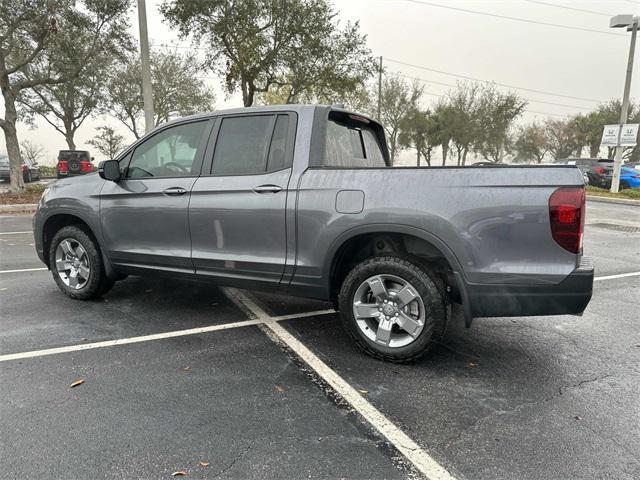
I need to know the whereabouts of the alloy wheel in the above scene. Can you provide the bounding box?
[352,274,426,348]
[55,238,91,290]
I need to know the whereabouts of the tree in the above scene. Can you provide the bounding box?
[17,34,133,150]
[106,48,215,139]
[446,82,482,166]
[543,118,583,161]
[474,86,526,163]
[0,0,131,192]
[161,0,375,107]
[398,108,436,166]
[20,140,44,164]
[88,126,125,160]
[514,122,549,163]
[430,101,456,165]
[378,74,423,163]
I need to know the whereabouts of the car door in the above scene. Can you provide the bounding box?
[100,118,212,274]
[189,112,295,287]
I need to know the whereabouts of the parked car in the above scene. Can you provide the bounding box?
[561,158,613,185]
[587,164,640,189]
[0,154,41,183]
[56,150,93,178]
[33,105,593,362]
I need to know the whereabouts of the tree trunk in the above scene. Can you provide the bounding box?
[1,90,25,193]
[65,132,76,150]
[441,143,448,166]
[416,151,420,167]
[589,143,599,158]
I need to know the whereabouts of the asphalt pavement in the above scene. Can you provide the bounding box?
[1,200,639,479]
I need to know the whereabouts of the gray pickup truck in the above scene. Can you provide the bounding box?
[33,105,593,362]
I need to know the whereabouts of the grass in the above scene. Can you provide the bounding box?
[0,183,47,205]
[586,185,640,200]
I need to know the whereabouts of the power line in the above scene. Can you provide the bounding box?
[384,57,605,103]
[522,0,612,17]
[397,73,593,110]
[419,90,568,117]
[398,0,626,37]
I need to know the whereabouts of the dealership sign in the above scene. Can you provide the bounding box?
[601,124,639,147]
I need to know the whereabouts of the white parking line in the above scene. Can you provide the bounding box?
[0,309,335,363]
[0,267,48,274]
[223,287,457,480]
[0,231,32,235]
[593,271,640,282]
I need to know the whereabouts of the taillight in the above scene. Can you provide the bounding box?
[21,165,28,171]
[58,160,68,173]
[594,167,604,174]
[80,160,92,172]
[549,187,585,254]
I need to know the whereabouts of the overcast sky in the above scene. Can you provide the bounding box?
[2,0,639,164]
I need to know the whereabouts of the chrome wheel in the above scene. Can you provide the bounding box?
[352,274,426,348]
[55,238,90,290]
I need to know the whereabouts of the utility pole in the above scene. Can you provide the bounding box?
[610,16,638,193]
[377,56,382,121]
[137,0,155,134]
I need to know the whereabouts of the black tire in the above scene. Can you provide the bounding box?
[620,180,630,190]
[49,225,114,300]
[338,256,447,363]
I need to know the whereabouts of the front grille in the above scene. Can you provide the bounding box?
[589,223,640,234]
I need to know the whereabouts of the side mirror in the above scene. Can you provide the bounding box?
[98,159,121,182]
[91,157,95,162]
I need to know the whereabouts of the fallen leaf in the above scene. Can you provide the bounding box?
[81,338,88,342]
[171,471,187,477]
[468,362,478,368]
[182,366,191,371]
[358,389,368,394]
[275,385,285,393]
[145,289,153,293]
[0,288,7,291]
[575,415,582,420]
[70,379,85,388]
[198,461,209,467]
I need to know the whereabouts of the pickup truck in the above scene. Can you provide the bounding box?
[33,105,594,362]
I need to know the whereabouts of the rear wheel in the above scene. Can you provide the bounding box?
[620,180,630,190]
[338,256,447,363]
[49,225,114,300]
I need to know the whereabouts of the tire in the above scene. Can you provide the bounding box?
[24,171,32,183]
[583,172,590,185]
[48,225,114,300]
[620,181,630,190]
[338,256,447,363]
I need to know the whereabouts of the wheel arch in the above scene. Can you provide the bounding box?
[326,224,465,298]
[41,212,118,279]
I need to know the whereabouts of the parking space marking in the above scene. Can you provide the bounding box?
[0,267,48,274]
[0,309,335,363]
[0,231,32,235]
[223,287,456,480]
[594,271,640,282]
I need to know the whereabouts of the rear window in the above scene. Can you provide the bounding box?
[324,118,386,168]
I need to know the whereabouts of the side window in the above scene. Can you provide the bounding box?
[266,115,290,172]
[212,115,274,175]
[127,121,207,179]
[325,120,386,168]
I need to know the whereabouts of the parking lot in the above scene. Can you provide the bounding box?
[1,200,639,480]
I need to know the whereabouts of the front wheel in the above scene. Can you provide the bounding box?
[338,256,447,363]
[49,225,114,300]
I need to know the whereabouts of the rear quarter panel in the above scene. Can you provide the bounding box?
[293,166,584,293]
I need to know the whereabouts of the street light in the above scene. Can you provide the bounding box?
[609,14,638,193]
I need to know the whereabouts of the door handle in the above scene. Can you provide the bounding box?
[163,187,187,196]
[252,184,282,194]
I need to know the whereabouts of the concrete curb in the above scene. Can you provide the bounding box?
[586,195,640,207]
[0,203,37,214]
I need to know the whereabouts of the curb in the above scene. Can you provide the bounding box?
[0,203,37,214]
[586,195,640,206]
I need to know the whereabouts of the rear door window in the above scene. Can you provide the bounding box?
[211,114,292,175]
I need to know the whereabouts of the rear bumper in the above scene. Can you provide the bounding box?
[464,262,594,318]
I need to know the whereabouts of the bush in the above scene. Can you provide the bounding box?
[25,183,47,195]
[38,165,56,177]
[586,185,640,200]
